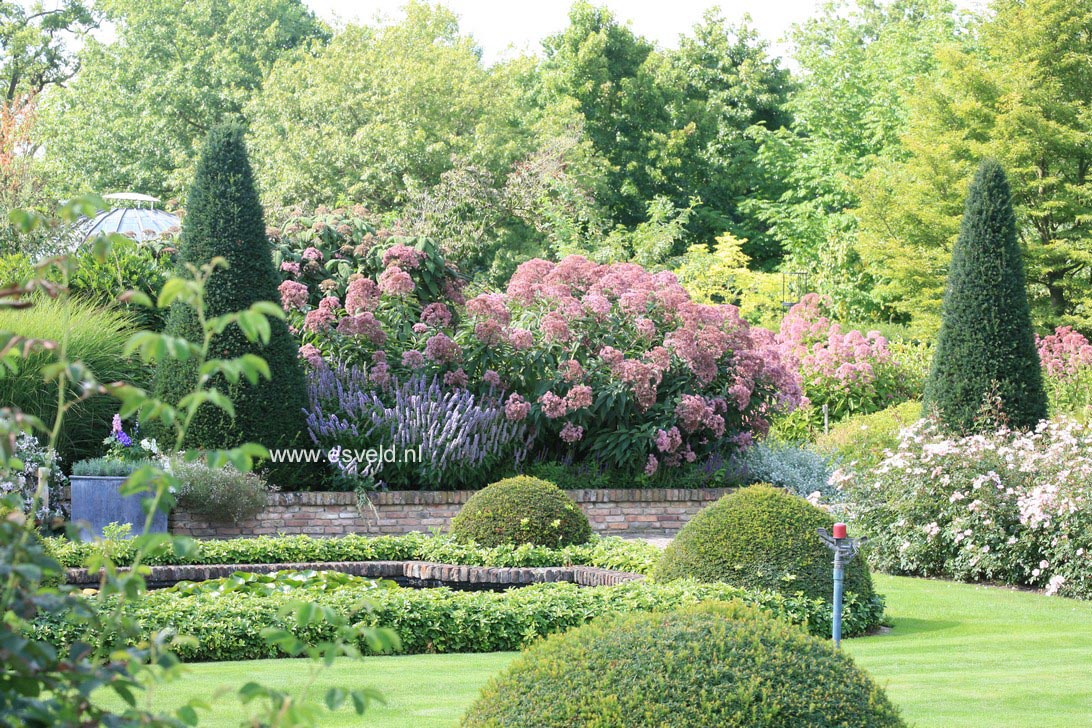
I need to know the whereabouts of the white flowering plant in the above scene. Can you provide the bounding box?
[837,417,1092,599]
[0,432,68,527]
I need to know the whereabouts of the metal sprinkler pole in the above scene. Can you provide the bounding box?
[818,523,866,648]
[832,542,845,645]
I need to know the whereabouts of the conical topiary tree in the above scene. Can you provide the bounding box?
[154,124,309,480]
[924,159,1047,432]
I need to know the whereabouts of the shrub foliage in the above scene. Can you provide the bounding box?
[924,159,1046,431]
[654,484,876,606]
[36,578,885,663]
[154,124,309,479]
[450,476,591,547]
[46,532,662,574]
[461,601,904,728]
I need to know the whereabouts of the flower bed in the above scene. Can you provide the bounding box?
[272,218,803,489]
[839,418,1092,599]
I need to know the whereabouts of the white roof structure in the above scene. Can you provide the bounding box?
[71,193,180,247]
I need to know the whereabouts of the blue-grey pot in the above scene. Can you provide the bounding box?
[69,475,169,540]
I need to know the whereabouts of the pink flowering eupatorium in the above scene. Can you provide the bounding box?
[560,422,584,443]
[382,244,425,270]
[378,266,415,296]
[504,393,531,422]
[538,392,568,419]
[424,333,461,364]
[278,280,309,311]
[776,293,908,420]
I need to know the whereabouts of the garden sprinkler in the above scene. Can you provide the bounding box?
[817,523,867,648]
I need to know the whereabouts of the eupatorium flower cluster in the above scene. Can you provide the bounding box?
[777,294,912,419]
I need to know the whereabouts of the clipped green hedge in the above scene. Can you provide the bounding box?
[655,485,875,606]
[44,532,662,575]
[35,578,884,662]
[450,476,592,547]
[462,601,904,728]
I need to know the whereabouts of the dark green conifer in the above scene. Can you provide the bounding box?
[155,124,309,480]
[924,159,1047,431]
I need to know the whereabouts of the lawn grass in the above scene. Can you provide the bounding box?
[99,574,1092,727]
[844,575,1092,727]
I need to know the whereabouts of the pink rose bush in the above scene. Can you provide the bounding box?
[839,417,1092,599]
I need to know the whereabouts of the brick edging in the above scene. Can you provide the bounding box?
[265,488,733,507]
[66,560,646,589]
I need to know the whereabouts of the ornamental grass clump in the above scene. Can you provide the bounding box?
[450,476,591,547]
[838,417,1092,599]
[461,601,905,728]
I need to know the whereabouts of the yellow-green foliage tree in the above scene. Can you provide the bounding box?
[673,233,783,327]
[856,0,1092,332]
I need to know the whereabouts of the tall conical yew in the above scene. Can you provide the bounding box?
[155,124,309,480]
[924,159,1046,431]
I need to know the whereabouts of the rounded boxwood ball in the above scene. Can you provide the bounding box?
[450,476,591,547]
[654,484,874,604]
[462,601,905,728]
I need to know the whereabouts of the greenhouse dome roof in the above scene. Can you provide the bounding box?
[71,193,180,247]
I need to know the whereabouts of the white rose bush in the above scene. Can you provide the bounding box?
[838,417,1092,599]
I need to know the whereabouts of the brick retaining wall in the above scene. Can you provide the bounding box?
[169,487,731,539]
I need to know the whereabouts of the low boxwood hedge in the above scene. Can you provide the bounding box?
[35,578,885,662]
[44,532,662,575]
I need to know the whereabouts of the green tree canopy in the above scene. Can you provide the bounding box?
[0,0,97,101]
[658,10,792,265]
[541,3,791,265]
[856,0,1092,331]
[37,0,325,196]
[247,2,548,210]
[748,0,960,318]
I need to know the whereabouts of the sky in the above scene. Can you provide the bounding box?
[306,0,985,64]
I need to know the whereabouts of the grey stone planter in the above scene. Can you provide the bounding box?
[69,475,169,540]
